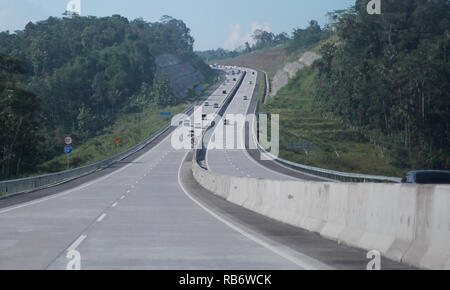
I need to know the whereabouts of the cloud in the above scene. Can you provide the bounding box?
[223,22,271,50]
[223,24,242,50]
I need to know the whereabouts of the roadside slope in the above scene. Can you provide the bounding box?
[216,47,406,177]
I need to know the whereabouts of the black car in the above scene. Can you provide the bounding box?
[401,170,450,184]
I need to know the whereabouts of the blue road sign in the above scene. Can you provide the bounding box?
[64,145,73,154]
[160,112,172,116]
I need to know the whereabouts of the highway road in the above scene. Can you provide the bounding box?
[0,67,413,270]
[205,68,325,181]
[0,69,300,270]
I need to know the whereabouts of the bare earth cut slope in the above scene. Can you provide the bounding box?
[270,51,321,97]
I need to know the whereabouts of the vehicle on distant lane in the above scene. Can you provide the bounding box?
[401,170,450,184]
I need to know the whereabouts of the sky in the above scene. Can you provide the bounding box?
[0,0,356,51]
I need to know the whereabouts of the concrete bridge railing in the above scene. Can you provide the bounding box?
[192,156,450,270]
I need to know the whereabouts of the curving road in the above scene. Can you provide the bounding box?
[205,68,325,181]
[0,70,301,270]
[0,67,412,270]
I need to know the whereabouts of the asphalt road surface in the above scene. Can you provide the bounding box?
[0,68,413,270]
[205,68,325,181]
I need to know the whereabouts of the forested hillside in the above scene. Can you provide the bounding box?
[0,15,214,179]
[220,0,448,174]
[197,29,290,62]
[0,54,41,178]
[315,0,449,169]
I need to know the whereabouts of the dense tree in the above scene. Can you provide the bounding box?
[197,31,290,62]
[286,20,323,53]
[0,54,41,177]
[0,15,211,179]
[314,0,449,169]
[152,72,176,106]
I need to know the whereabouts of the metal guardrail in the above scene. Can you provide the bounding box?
[254,71,401,183]
[0,81,224,197]
[255,142,401,183]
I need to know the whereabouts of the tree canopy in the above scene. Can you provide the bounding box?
[314,0,449,169]
[0,15,210,179]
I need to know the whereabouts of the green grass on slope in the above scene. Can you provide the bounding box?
[260,66,406,177]
[37,103,186,174]
[35,81,220,175]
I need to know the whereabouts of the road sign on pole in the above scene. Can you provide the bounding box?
[64,145,73,154]
[114,137,121,144]
[64,136,73,145]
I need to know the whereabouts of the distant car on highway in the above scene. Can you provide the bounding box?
[401,170,450,184]
[204,101,209,106]
[222,90,227,94]
[249,81,253,85]
[183,119,190,127]
[243,96,248,100]
[214,103,219,108]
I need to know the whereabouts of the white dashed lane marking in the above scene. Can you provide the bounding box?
[67,235,87,252]
[96,213,107,222]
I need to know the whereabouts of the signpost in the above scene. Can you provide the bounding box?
[64,144,73,169]
[114,137,121,144]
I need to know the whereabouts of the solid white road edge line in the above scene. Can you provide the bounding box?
[177,150,334,270]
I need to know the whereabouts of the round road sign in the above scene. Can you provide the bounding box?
[64,145,73,154]
[64,136,73,145]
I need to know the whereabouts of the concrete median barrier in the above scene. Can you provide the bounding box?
[192,156,450,270]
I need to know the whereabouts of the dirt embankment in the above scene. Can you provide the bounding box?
[216,46,287,76]
[270,52,321,97]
